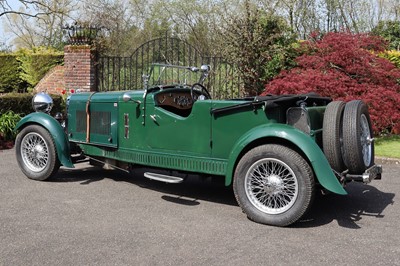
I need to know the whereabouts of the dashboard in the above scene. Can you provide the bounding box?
[155,89,194,110]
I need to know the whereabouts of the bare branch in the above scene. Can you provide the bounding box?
[0,10,52,18]
[0,0,60,18]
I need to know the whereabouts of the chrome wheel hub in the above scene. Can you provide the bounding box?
[264,174,284,195]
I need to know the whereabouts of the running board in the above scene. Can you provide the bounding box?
[144,172,184,183]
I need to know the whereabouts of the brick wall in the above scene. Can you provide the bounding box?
[34,65,65,94]
[34,44,98,95]
[64,45,97,92]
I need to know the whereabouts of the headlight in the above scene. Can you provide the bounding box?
[32,92,53,113]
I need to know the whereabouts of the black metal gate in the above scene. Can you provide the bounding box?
[96,36,242,99]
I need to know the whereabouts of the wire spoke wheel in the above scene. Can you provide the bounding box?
[245,158,298,214]
[234,144,314,227]
[21,133,49,172]
[15,125,60,181]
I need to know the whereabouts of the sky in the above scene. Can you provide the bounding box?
[0,0,23,46]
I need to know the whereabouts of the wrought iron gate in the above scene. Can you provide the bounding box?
[96,36,242,99]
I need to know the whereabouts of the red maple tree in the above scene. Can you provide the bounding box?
[262,32,400,134]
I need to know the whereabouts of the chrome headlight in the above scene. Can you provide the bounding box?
[32,92,53,113]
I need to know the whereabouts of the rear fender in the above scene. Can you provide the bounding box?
[15,113,74,168]
[226,124,347,195]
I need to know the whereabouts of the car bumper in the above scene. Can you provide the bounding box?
[345,164,383,183]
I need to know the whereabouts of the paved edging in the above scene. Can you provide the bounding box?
[375,156,400,165]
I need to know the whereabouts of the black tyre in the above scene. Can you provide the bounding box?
[233,144,315,227]
[323,101,346,172]
[342,100,374,173]
[15,125,60,181]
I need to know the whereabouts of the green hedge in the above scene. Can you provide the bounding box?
[0,93,63,117]
[17,48,64,90]
[0,54,23,93]
[0,48,64,93]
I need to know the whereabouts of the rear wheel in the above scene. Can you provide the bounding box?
[15,125,60,181]
[342,100,374,173]
[233,144,315,227]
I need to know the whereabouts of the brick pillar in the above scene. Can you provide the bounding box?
[64,45,97,92]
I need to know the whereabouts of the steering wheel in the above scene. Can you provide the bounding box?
[190,83,212,101]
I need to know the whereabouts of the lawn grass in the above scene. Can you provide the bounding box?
[375,135,400,159]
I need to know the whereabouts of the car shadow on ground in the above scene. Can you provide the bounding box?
[295,183,395,229]
[53,165,395,229]
[53,165,238,207]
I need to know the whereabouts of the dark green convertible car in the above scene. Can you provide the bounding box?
[14,64,382,226]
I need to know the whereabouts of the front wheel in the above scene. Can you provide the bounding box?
[15,125,60,181]
[233,144,315,226]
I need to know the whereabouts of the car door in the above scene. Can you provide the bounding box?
[144,95,213,157]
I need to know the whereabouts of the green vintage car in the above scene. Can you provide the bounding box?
[14,64,382,226]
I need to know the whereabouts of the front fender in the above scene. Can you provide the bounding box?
[15,113,74,168]
[226,124,347,195]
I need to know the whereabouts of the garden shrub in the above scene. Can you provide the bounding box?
[16,47,64,91]
[0,93,64,150]
[262,32,400,134]
[0,54,23,93]
[379,50,400,68]
[372,20,400,50]
[221,3,297,95]
[0,110,21,149]
[0,48,64,93]
[0,93,63,117]
[0,110,21,141]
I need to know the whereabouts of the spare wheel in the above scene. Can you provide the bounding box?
[323,101,346,172]
[342,100,374,173]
